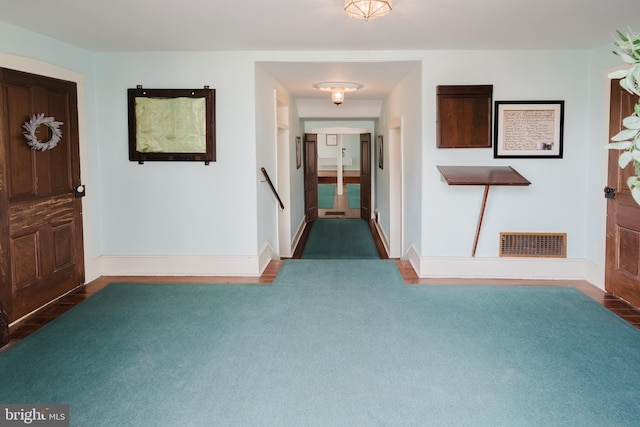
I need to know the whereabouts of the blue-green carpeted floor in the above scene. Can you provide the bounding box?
[347,183,360,208]
[318,183,335,209]
[302,219,379,259]
[2,260,640,426]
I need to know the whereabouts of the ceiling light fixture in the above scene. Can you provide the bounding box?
[344,0,392,21]
[313,82,363,105]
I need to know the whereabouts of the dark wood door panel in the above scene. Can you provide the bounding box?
[360,133,371,221]
[10,232,40,290]
[606,80,640,307]
[1,68,84,323]
[47,91,73,195]
[304,134,318,222]
[8,194,76,235]
[617,226,640,276]
[5,84,36,198]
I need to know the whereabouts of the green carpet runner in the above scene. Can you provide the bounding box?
[302,219,379,259]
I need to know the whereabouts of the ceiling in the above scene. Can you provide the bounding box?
[2,0,640,117]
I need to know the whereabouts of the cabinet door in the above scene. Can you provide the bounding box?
[436,85,493,148]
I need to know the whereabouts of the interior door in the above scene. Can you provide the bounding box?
[360,133,371,222]
[304,133,318,222]
[605,79,640,307]
[0,68,84,322]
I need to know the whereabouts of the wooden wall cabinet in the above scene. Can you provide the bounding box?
[436,85,493,148]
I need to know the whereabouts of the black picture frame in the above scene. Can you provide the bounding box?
[296,136,301,169]
[377,135,384,169]
[494,100,564,159]
[128,87,216,164]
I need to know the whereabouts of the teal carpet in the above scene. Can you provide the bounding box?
[318,183,335,209]
[302,219,379,259]
[3,260,640,426]
[347,183,360,208]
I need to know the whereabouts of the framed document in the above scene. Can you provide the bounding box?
[128,87,216,164]
[494,101,564,158]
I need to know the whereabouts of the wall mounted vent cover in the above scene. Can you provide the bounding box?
[500,232,566,258]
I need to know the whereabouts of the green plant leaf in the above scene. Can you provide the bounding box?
[606,141,632,149]
[616,30,629,42]
[611,128,638,141]
[624,73,640,95]
[619,151,633,168]
[623,115,640,129]
[609,69,629,79]
[621,52,636,64]
[632,149,640,162]
[617,29,630,42]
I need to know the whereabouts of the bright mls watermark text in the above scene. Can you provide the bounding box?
[0,405,68,426]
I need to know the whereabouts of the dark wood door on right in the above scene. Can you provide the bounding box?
[0,68,85,322]
[304,133,318,222]
[605,79,640,307]
[360,133,371,222]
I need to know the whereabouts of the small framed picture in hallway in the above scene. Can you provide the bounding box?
[377,135,384,169]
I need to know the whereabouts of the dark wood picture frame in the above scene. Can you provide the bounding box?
[128,87,216,164]
[436,85,493,149]
[377,135,384,169]
[493,100,564,159]
[296,136,301,169]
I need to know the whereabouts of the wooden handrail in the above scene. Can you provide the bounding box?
[260,167,284,210]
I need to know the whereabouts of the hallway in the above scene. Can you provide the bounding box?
[318,170,361,219]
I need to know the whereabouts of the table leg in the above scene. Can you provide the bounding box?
[472,185,490,257]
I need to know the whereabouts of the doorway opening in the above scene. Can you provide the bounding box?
[296,130,384,258]
[316,132,362,219]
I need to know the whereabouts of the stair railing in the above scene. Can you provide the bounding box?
[260,167,284,210]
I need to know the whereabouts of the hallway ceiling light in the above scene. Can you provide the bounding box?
[344,0,392,21]
[313,82,363,105]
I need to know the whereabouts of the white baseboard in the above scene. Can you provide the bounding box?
[374,220,390,256]
[99,250,276,277]
[291,217,307,255]
[258,243,278,275]
[404,245,590,281]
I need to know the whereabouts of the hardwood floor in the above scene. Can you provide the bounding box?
[3,253,640,352]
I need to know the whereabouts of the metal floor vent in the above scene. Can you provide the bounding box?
[500,232,566,258]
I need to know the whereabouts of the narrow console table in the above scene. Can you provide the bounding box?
[436,166,531,257]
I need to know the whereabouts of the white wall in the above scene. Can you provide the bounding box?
[420,51,590,264]
[379,65,423,257]
[288,112,305,244]
[93,52,260,275]
[0,22,625,283]
[254,64,305,259]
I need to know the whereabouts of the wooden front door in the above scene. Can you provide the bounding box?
[304,133,318,222]
[0,68,84,322]
[605,79,640,306]
[360,133,371,222]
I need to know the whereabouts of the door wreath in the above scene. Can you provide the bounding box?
[22,113,63,151]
